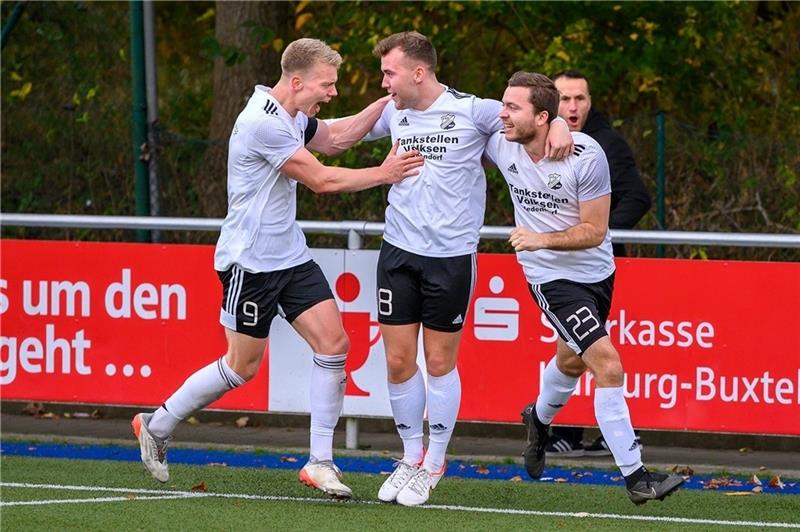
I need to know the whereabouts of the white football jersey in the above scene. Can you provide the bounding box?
[484,131,616,285]
[213,85,312,273]
[368,86,502,257]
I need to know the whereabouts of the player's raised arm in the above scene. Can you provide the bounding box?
[281,141,423,194]
[307,95,393,156]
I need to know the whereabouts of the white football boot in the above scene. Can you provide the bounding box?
[131,413,170,482]
[395,461,447,507]
[298,460,353,500]
[378,459,421,502]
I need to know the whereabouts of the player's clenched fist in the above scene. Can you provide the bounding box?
[509,226,545,252]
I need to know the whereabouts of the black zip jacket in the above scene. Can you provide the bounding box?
[582,109,652,256]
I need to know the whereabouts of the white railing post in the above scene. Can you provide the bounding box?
[344,227,362,450]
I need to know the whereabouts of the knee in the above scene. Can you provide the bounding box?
[316,331,350,356]
[425,355,455,377]
[590,350,624,387]
[599,362,624,387]
[225,353,260,382]
[556,356,585,378]
[385,351,415,381]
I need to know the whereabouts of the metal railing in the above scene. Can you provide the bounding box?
[3,213,800,248]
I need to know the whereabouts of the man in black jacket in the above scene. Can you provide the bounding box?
[545,70,651,457]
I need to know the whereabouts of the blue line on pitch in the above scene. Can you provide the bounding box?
[1,440,797,495]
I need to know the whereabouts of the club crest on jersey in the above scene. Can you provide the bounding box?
[547,173,563,190]
[440,113,456,130]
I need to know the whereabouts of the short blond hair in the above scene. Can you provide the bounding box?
[281,38,342,75]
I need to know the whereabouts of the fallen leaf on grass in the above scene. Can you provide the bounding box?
[703,477,743,490]
[509,475,522,482]
[191,482,208,492]
[235,416,250,428]
[671,465,694,476]
[769,475,785,489]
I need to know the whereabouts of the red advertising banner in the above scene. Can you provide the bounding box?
[459,254,800,435]
[2,239,798,435]
[0,240,267,411]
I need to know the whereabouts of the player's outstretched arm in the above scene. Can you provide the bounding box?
[509,194,610,252]
[281,141,423,194]
[306,95,392,156]
[544,117,574,161]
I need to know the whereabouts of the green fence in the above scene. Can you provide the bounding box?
[2,2,797,261]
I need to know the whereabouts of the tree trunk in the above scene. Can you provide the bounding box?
[197,1,291,217]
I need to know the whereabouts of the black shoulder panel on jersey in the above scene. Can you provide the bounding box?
[573,144,586,156]
[447,87,473,99]
[304,117,319,145]
[263,100,278,115]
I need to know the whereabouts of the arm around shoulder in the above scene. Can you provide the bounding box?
[280,142,423,194]
[306,96,392,156]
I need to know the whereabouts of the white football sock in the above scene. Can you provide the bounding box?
[534,356,579,425]
[424,367,461,473]
[309,353,346,463]
[150,356,245,439]
[388,367,426,465]
[594,386,643,476]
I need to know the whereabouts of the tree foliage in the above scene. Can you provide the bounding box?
[1,1,797,260]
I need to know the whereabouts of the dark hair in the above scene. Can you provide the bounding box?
[372,31,437,70]
[507,71,559,123]
[551,69,591,95]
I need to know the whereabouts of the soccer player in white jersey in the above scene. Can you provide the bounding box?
[366,32,574,507]
[484,71,684,505]
[130,38,423,500]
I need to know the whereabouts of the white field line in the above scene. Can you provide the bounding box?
[3,495,203,506]
[2,482,799,529]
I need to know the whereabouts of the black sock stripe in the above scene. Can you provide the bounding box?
[313,357,346,369]
[217,358,237,389]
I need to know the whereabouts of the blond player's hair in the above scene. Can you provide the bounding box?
[281,38,342,74]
